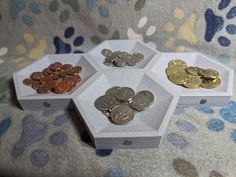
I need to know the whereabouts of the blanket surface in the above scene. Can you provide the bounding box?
[0,0,236,177]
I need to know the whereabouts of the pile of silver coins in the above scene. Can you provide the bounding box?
[101,49,144,67]
[94,86,154,125]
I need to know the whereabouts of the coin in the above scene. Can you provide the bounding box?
[101,49,113,57]
[94,95,119,111]
[113,59,127,67]
[133,52,144,60]
[110,105,134,125]
[185,66,199,76]
[23,78,33,86]
[166,64,186,76]
[127,56,140,66]
[115,87,135,101]
[105,86,121,96]
[137,90,154,104]
[61,64,73,71]
[168,71,189,85]
[198,68,219,79]
[168,59,187,67]
[129,93,150,111]
[183,75,202,89]
[101,110,111,118]
[201,78,221,89]
[103,60,114,67]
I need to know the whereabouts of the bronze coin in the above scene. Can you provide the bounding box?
[23,78,33,86]
[61,64,73,71]
[44,79,56,90]
[54,81,70,94]
[37,86,50,94]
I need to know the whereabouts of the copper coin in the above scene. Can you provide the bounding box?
[49,62,62,71]
[52,74,60,80]
[40,75,52,84]
[58,70,67,77]
[37,86,50,94]
[54,81,70,94]
[23,78,33,86]
[73,66,82,73]
[32,81,42,90]
[61,64,73,71]
[30,72,45,80]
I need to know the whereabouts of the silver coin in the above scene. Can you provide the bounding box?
[129,93,150,111]
[115,87,135,101]
[101,49,113,57]
[101,110,111,118]
[137,90,154,105]
[105,86,121,97]
[133,52,144,60]
[127,56,140,66]
[94,95,119,111]
[103,60,114,67]
[113,59,127,67]
[110,105,134,125]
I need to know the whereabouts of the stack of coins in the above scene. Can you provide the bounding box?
[94,86,154,125]
[23,62,82,94]
[101,49,144,67]
[166,59,221,89]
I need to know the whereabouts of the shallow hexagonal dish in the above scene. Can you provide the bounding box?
[87,40,160,69]
[148,52,234,107]
[73,69,179,149]
[13,54,99,110]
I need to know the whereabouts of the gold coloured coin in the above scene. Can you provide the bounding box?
[201,78,221,89]
[198,68,219,79]
[166,64,186,76]
[168,71,189,85]
[183,75,202,89]
[185,66,199,76]
[168,59,187,67]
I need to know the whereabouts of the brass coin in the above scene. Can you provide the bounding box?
[137,90,154,104]
[101,49,113,57]
[115,87,135,101]
[198,68,219,79]
[168,71,189,85]
[129,93,150,111]
[185,66,199,76]
[166,64,186,76]
[94,95,119,111]
[183,75,202,89]
[110,105,134,125]
[201,78,221,89]
[168,59,187,67]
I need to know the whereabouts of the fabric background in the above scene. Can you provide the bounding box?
[0,0,236,176]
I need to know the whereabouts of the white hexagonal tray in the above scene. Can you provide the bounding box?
[148,52,234,107]
[13,54,100,110]
[87,40,161,69]
[72,69,179,149]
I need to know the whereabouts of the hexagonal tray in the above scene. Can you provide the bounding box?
[87,40,160,69]
[72,69,179,149]
[148,52,234,107]
[13,54,100,110]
